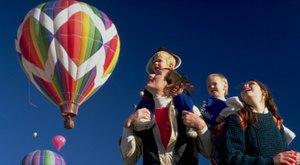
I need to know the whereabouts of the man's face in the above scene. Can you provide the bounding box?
[145,69,169,96]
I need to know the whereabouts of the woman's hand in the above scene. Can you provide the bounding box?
[296,152,300,164]
[124,108,151,128]
[273,150,298,165]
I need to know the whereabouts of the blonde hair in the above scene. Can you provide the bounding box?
[207,73,228,96]
[146,47,181,74]
[154,51,176,69]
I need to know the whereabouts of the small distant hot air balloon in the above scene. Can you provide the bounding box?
[33,132,38,138]
[15,0,120,129]
[21,150,66,165]
[52,135,66,151]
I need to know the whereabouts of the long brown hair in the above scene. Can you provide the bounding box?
[239,79,282,126]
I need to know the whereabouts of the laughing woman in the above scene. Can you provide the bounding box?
[220,79,300,165]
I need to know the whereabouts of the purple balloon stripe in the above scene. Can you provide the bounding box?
[99,11,112,30]
[81,67,97,94]
[55,61,68,102]
[21,151,32,165]
[76,67,97,104]
[56,153,66,165]
[41,1,56,20]
[53,61,64,101]
[33,150,41,164]
[54,152,59,164]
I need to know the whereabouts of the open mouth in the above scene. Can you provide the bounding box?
[243,88,252,92]
[210,90,217,93]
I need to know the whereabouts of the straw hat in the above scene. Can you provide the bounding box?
[146,48,182,74]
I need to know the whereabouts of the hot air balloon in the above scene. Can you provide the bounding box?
[15,0,120,129]
[33,132,38,138]
[21,150,66,165]
[52,135,66,151]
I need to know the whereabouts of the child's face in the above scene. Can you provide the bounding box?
[151,51,174,74]
[207,76,226,99]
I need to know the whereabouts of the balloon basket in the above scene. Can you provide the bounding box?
[64,119,75,129]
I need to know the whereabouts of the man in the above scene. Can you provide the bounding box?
[119,69,212,165]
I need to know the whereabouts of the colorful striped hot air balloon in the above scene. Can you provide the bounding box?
[21,150,66,165]
[15,0,120,129]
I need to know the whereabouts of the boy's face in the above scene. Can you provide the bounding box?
[207,76,226,99]
[151,51,174,74]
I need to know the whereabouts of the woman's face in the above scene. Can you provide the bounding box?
[240,80,265,104]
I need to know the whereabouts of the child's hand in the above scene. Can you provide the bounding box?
[125,108,151,128]
[170,86,179,97]
[168,85,184,97]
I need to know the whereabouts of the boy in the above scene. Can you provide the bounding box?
[133,48,197,138]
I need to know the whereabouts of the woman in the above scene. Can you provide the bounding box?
[220,79,300,165]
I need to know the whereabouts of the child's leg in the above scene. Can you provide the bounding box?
[133,89,155,131]
[173,93,193,113]
[173,93,197,138]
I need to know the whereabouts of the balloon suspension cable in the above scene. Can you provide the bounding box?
[28,80,38,108]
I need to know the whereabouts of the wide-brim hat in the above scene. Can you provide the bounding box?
[146,47,182,74]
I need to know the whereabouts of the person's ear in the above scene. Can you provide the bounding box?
[262,90,268,97]
[223,83,227,91]
[224,84,228,95]
[169,63,174,68]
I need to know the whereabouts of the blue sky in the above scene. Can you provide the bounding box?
[1,0,300,164]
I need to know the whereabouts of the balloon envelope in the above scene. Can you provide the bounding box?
[21,150,66,165]
[15,0,120,128]
[52,135,66,151]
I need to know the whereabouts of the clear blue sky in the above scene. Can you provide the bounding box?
[1,0,300,164]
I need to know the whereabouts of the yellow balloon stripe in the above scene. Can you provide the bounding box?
[79,13,90,64]
[103,38,120,78]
